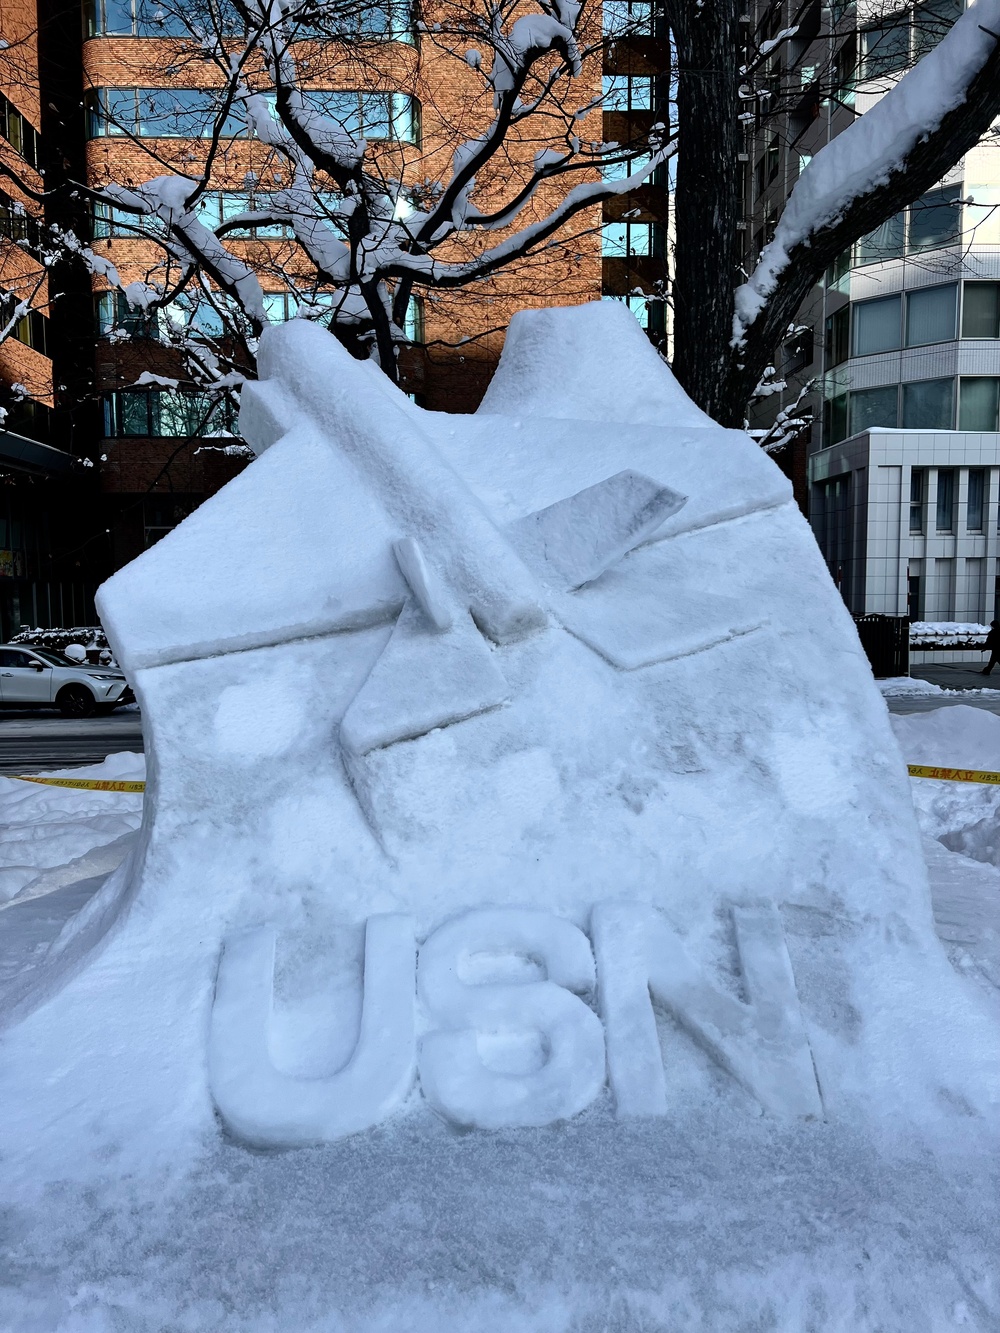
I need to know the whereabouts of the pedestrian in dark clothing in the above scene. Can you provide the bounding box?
[982,620,1000,675]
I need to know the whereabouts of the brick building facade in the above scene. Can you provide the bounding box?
[0,0,670,612]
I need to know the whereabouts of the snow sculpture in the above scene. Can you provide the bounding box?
[2,303,997,1328]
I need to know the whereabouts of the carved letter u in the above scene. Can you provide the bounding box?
[208,914,416,1147]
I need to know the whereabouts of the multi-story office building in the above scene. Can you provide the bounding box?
[749,0,1000,623]
[0,0,669,613]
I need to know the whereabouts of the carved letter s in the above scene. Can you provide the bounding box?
[417,907,606,1129]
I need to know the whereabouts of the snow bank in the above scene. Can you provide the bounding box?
[0,751,143,903]
[891,704,1000,870]
[0,753,143,1035]
[910,621,989,646]
[878,675,944,697]
[479,300,712,426]
[3,306,997,1329]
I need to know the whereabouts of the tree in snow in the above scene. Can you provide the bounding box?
[0,0,674,413]
[4,0,1000,439]
[667,0,1000,428]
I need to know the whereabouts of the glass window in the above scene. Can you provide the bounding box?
[162,294,227,337]
[602,292,650,330]
[602,222,628,256]
[855,210,905,265]
[138,88,231,137]
[901,378,954,429]
[87,87,247,138]
[962,282,1000,338]
[908,572,922,619]
[603,0,655,36]
[119,391,153,435]
[403,294,423,343]
[912,0,962,58]
[601,153,652,183]
[909,468,925,533]
[826,250,851,292]
[958,377,1000,431]
[95,289,157,336]
[908,185,961,252]
[105,389,234,437]
[967,469,985,532]
[104,88,139,135]
[849,385,898,434]
[964,185,1000,246]
[262,291,299,323]
[902,377,954,429]
[936,468,955,531]
[824,391,848,445]
[390,93,420,144]
[904,284,956,347]
[601,222,661,257]
[859,19,909,79]
[87,0,190,35]
[826,306,849,367]
[852,295,901,355]
[602,76,655,112]
[304,91,418,144]
[103,0,136,35]
[93,199,165,237]
[134,0,191,35]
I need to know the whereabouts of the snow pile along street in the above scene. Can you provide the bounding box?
[891,705,1000,869]
[0,751,144,904]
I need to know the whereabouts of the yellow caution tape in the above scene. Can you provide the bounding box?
[908,764,1000,786]
[7,775,145,793]
[8,768,997,794]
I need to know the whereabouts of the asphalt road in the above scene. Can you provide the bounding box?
[886,661,1000,716]
[0,708,144,775]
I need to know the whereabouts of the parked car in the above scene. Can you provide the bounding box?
[0,645,134,716]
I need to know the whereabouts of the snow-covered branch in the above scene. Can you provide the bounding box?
[734,0,1000,345]
[71,0,671,385]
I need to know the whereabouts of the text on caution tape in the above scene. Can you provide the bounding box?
[907,764,1000,786]
[8,775,146,793]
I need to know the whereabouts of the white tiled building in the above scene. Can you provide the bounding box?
[810,429,999,620]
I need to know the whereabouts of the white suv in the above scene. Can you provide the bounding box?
[0,646,134,716]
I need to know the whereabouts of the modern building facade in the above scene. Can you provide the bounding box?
[811,428,999,619]
[748,0,1000,622]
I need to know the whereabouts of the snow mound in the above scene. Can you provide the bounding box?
[4,307,997,1329]
[891,705,1000,869]
[878,676,944,697]
[478,300,713,426]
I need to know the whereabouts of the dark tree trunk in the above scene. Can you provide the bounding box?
[36,0,103,456]
[666,0,744,427]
